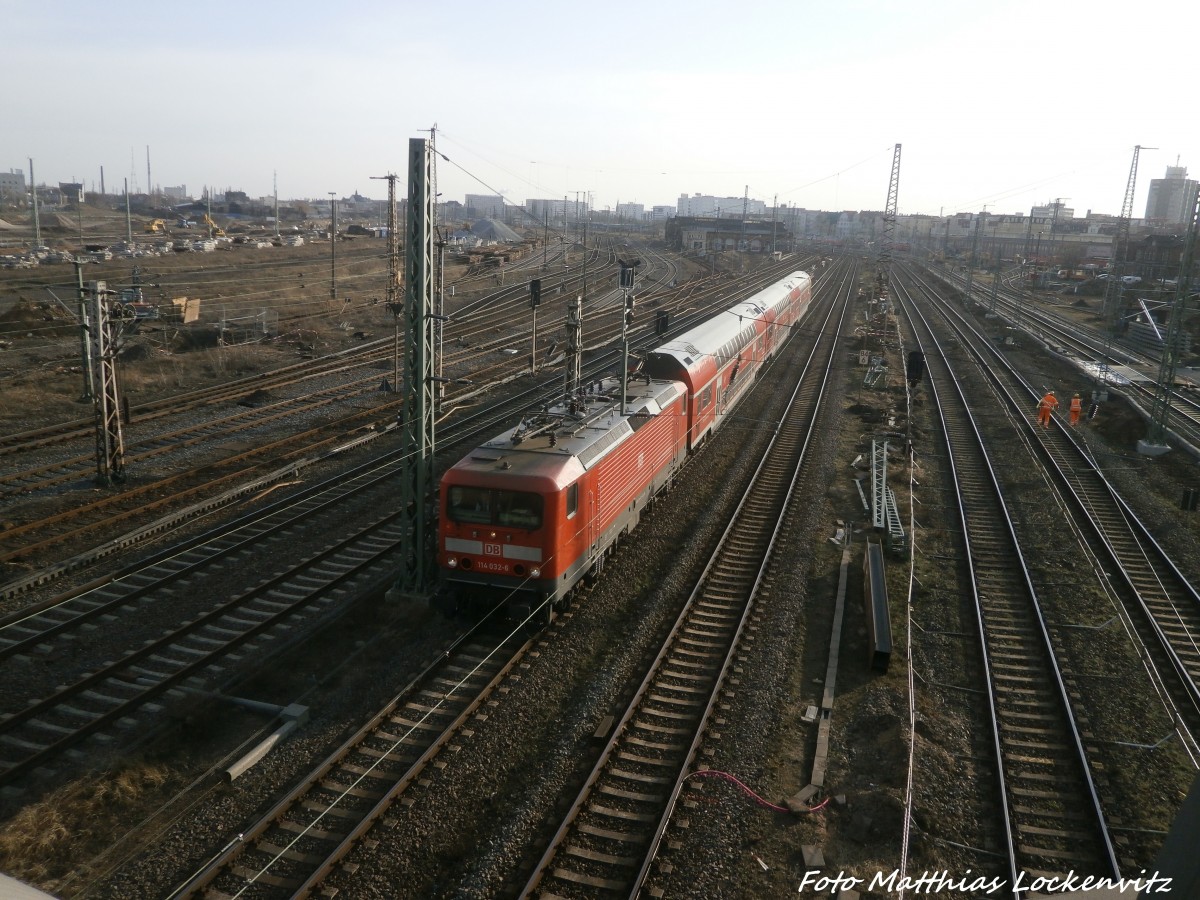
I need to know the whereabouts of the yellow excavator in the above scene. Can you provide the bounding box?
[202,213,226,238]
[144,219,166,234]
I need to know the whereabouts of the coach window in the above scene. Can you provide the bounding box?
[447,486,493,524]
[566,483,578,518]
[496,491,544,529]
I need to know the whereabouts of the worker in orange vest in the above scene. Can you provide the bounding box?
[1037,390,1059,427]
[1069,392,1083,426]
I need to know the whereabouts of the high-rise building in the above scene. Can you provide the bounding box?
[464,194,505,218]
[1145,163,1199,225]
[0,168,26,205]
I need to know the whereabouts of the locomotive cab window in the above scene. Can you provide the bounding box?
[448,487,544,529]
[566,483,578,518]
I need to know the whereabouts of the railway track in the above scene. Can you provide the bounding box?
[132,260,843,900]
[935,266,1200,452]
[173,623,535,898]
[905,266,1200,738]
[0,262,821,791]
[518,269,850,898]
[895,266,1200,885]
[896,272,1119,882]
[0,506,407,787]
[1,258,801,598]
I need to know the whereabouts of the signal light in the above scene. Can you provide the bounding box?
[529,278,541,307]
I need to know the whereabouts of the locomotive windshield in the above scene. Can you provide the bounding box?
[447,486,544,529]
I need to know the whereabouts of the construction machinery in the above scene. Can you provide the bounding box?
[143,219,166,234]
[202,213,226,238]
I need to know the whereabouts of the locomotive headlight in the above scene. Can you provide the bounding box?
[530,567,541,578]
[447,557,458,568]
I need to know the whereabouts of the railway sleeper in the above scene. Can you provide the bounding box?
[228,864,301,888]
[255,840,326,864]
[274,817,346,841]
[564,844,639,866]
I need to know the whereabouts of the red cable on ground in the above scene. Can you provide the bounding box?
[685,770,828,814]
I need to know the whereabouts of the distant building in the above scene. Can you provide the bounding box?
[1145,163,1199,226]
[1031,200,1074,221]
[59,182,84,203]
[0,169,26,205]
[164,185,189,201]
[525,198,567,221]
[677,193,767,218]
[615,202,645,221]
[665,216,792,253]
[651,205,674,221]
[465,194,505,218]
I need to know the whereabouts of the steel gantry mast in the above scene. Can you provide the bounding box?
[89,281,127,485]
[1144,187,1200,450]
[397,138,438,595]
[879,143,902,288]
[964,208,986,305]
[370,172,401,392]
[1098,145,1154,387]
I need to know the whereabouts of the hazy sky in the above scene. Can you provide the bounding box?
[5,0,1193,219]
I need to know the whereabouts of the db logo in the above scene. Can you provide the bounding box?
[484,542,502,556]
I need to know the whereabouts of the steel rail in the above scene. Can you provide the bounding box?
[894,273,1121,885]
[518,267,850,898]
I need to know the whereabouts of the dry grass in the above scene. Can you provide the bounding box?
[0,760,171,890]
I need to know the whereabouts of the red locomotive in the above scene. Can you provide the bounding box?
[437,270,814,618]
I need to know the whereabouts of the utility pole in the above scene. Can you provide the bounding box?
[90,281,126,484]
[771,195,778,256]
[371,174,400,392]
[396,137,437,596]
[565,294,582,404]
[100,166,105,198]
[1048,197,1068,268]
[989,252,1002,315]
[74,262,94,401]
[29,158,41,247]
[1099,145,1154,389]
[273,171,280,240]
[146,146,152,203]
[1023,205,1035,264]
[965,208,986,304]
[1143,187,1199,451]
[124,179,132,245]
[618,258,640,415]
[740,185,748,271]
[423,123,446,400]
[328,192,337,307]
[880,143,902,287]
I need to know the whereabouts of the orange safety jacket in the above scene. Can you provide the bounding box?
[1039,393,1059,412]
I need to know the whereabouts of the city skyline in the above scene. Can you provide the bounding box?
[4,0,1194,221]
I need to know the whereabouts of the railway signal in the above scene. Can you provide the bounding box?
[530,279,542,375]
[617,259,641,415]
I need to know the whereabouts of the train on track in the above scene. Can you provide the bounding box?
[437,270,814,619]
